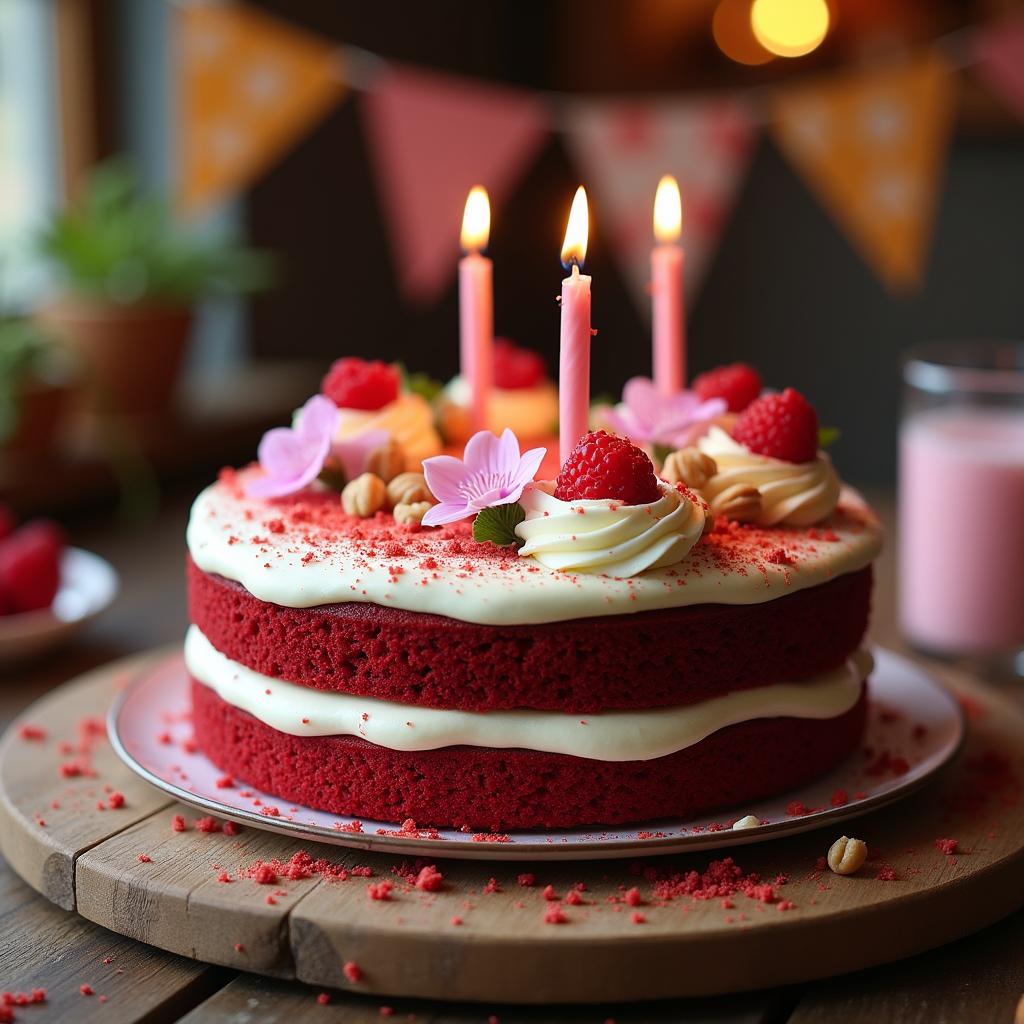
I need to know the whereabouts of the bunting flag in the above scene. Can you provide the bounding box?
[972,16,1024,123]
[361,67,548,304]
[562,98,755,315]
[771,53,953,291]
[176,2,346,216]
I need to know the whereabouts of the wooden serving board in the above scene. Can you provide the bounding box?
[1,651,1022,1005]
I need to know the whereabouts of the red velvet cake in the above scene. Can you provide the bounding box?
[185,368,882,830]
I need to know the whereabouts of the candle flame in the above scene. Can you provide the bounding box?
[461,186,490,252]
[653,175,681,243]
[560,186,589,268]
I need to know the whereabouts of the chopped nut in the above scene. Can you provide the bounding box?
[393,501,433,526]
[366,439,406,483]
[341,473,386,518]
[827,836,868,875]
[711,483,762,523]
[386,471,433,508]
[662,447,717,489]
[732,815,760,830]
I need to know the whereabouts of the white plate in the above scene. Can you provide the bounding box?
[108,647,964,861]
[0,548,119,667]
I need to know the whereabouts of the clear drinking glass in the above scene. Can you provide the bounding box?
[899,342,1024,679]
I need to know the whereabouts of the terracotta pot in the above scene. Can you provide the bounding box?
[2,379,71,456]
[36,298,193,418]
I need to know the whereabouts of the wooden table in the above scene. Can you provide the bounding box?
[1,489,1022,1023]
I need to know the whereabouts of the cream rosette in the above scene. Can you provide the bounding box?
[697,426,840,526]
[334,393,442,467]
[515,480,706,577]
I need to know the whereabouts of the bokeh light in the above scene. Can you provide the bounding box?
[713,0,774,67]
[750,0,830,58]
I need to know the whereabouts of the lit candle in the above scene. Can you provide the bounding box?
[651,174,684,394]
[559,186,592,464]
[459,185,493,433]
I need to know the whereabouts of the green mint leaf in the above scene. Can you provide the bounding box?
[818,426,841,449]
[472,502,526,548]
[406,371,444,403]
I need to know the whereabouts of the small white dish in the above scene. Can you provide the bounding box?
[0,547,119,667]
[109,647,964,861]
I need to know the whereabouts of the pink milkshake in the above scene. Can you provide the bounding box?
[899,408,1024,653]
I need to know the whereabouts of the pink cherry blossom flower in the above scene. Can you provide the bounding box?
[603,376,726,449]
[246,395,340,499]
[422,429,546,527]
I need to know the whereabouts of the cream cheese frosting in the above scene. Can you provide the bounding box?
[186,468,882,625]
[334,392,442,466]
[515,480,706,577]
[697,427,841,526]
[186,625,871,762]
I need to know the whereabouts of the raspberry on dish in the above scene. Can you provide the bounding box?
[555,430,661,505]
[692,363,762,412]
[0,520,65,614]
[321,358,400,411]
[732,388,819,464]
[493,339,546,390]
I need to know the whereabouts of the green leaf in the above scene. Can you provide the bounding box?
[406,371,444,403]
[472,503,526,548]
[818,426,841,449]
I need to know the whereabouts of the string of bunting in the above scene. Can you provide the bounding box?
[175,1,1024,305]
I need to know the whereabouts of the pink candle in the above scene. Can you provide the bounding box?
[459,186,493,433]
[651,174,685,394]
[559,186,592,464]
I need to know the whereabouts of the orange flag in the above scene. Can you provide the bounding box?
[177,2,345,216]
[771,53,953,291]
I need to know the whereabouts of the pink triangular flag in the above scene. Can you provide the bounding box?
[973,16,1024,123]
[362,67,548,304]
[563,97,755,316]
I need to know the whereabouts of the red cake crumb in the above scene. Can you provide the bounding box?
[777,900,797,911]
[517,873,536,887]
[414,865,443,892]
[565,889,583,906]
[254,865,278,886]
[233,943,244,953]
[317,993,331,1005]
[379,1007,394,1018]
[543,905,568,924]
[0,1007,12,1023]
[541,884,559,901]
[367,880,393,901]
[215,775,234,789]
[631,911,646,924]
[137,854,151,863]
[830,789,849,807]
[343,960,363,983]
[218,872,232,883]
[786,800,811,817]
[875,865,899,881]
[483,878,500,894]
[624,886,643,906]
[17,724,45,741]
[223,821,240,836]
[194,816,221,833]
[171,814,188,832]
[935,838,959,856]
[107,791,125,809]
[450,916,463,926]
[79,985,93,996]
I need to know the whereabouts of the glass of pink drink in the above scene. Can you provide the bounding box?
[899,343,1024,678]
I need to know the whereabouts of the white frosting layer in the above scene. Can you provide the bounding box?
[698,427,841,527]
[515,480,706,577]
[186,471,881,625]
[186,625,871,762]
[334,392,442,465]
[439,375,559,442]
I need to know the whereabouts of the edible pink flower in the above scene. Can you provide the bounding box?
[247,395,340,499]
[422,429,545,527]
[603,376,726,449]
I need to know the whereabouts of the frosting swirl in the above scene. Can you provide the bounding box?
[334,393,442,467]
[697,426,840,526]
[515,480,706,577]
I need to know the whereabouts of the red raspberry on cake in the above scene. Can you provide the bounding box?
[732,388,819,464]
[0,521,64,614]
[555,431,661,505]
[692,362,762,412]
[493,339,546,390]
[322,357,399,411]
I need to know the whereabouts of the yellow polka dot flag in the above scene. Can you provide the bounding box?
[771,52,953,291]
[177,2,345,216]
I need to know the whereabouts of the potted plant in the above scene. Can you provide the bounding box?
[0,317,72,457]
[35,160,272,419]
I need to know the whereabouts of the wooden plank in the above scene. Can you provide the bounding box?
[0,853,228,1023]
[0,653,174,908]
[177,972,786,1023]
[789,907,1024,1024]
[76,801,327,977]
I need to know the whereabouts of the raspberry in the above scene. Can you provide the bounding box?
[493,338,545,389]
[0,521,64,615]
[732,388,819,464]
[555,431,661,505]
[322,358,399,411]
[692,363,762,412]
